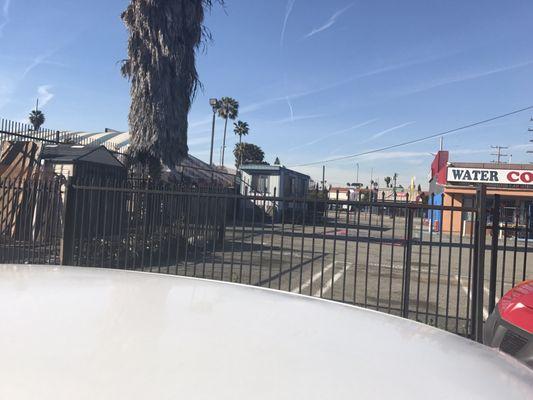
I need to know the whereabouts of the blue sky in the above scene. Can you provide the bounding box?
[1,0,533,187]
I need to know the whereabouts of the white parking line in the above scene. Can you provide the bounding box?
[291,263,329,294]
[314,262,352,297]
[291,262,333,294]
[454,274,499,320]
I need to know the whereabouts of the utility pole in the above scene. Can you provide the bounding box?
[322,165,325,191]
[528,118,533,158]
[208,98,218,166]
[355,163,359,185]
[491,145,509,164]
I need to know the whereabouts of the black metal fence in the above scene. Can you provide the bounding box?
[0,177,64,265]
[0,118,122,151]
[1,177,532,341]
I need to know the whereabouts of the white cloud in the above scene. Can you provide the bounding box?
[400,60,533,97]
[189,115,213,129]
[37,85,54,108]
[0,0,11,37]
[237,56,444,117]
[268,113,325,124]
[304,3,354,39]
[280,0,296,48]
[188,135,211,146]
[0,75,13,109]
[23,53,53,78]
[285,96,294,121]
[289,118,378,151]
[368,121,415,141]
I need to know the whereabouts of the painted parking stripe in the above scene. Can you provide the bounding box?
[454,274,499,320]
[315,262,352,298]
[291,262,333,294]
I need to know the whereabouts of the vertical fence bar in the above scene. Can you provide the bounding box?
[342,196,350,302]
[425,194,434,324]
[249,191,258,285]
[364,193,374,307]
[488,194,500,315]
[455,204,466,334]
[471,185,487,342]
[445,195,455,331]
[268,188,276,288]
[60,178,76,266]
[401,207,414,319]
[329,190,340,300]
[353,192,362,306]
[258,193,267,286]
[309,189,318,295]
[388,194,398,314]
[522,211,529,282]
[288,195,296,292]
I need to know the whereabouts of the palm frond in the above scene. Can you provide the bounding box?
[217,97,239,120]
[28,110,45,131]
[233,120,249,137]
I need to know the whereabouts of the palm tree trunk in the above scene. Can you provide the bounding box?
[221,117,228,165]
[122,0,219,169]
[238,135,243,168]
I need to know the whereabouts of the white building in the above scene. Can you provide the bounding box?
[239,164,310,198]
[238,164,310,219]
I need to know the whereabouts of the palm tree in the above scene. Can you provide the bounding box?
[217,96,239,165]
[29,110,45,131]
[121,0,223,175]
[384,176,391,188]
[233,120,249,167]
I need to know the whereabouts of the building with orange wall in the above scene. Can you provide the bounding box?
[429,151,533,236]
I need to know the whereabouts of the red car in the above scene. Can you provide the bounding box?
[484,280,533,368]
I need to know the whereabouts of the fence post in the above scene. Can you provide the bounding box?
[401,207,414,318]
[471,185,487,342]
[488,194,500,315]
[60,178,76,266]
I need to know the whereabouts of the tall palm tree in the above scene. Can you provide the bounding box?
[121,0,223,174]
[29,110,45,131]
[233,120,249,167]
[217,96,239,165]
[233,120,249,143]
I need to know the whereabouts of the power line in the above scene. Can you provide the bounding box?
[289,105,533,168]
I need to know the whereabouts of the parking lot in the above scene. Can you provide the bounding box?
[141,209,531,336]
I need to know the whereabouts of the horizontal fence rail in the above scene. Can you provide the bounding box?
[0,118,121,152]
[1,176,532,340]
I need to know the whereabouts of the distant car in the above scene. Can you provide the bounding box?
[484,280,533,368]
[1,265,532,399]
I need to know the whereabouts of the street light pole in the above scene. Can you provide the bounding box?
[208,98,218,167]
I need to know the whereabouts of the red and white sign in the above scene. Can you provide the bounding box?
[447,167,533,185]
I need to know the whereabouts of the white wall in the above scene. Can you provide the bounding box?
[240,171,280,196]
